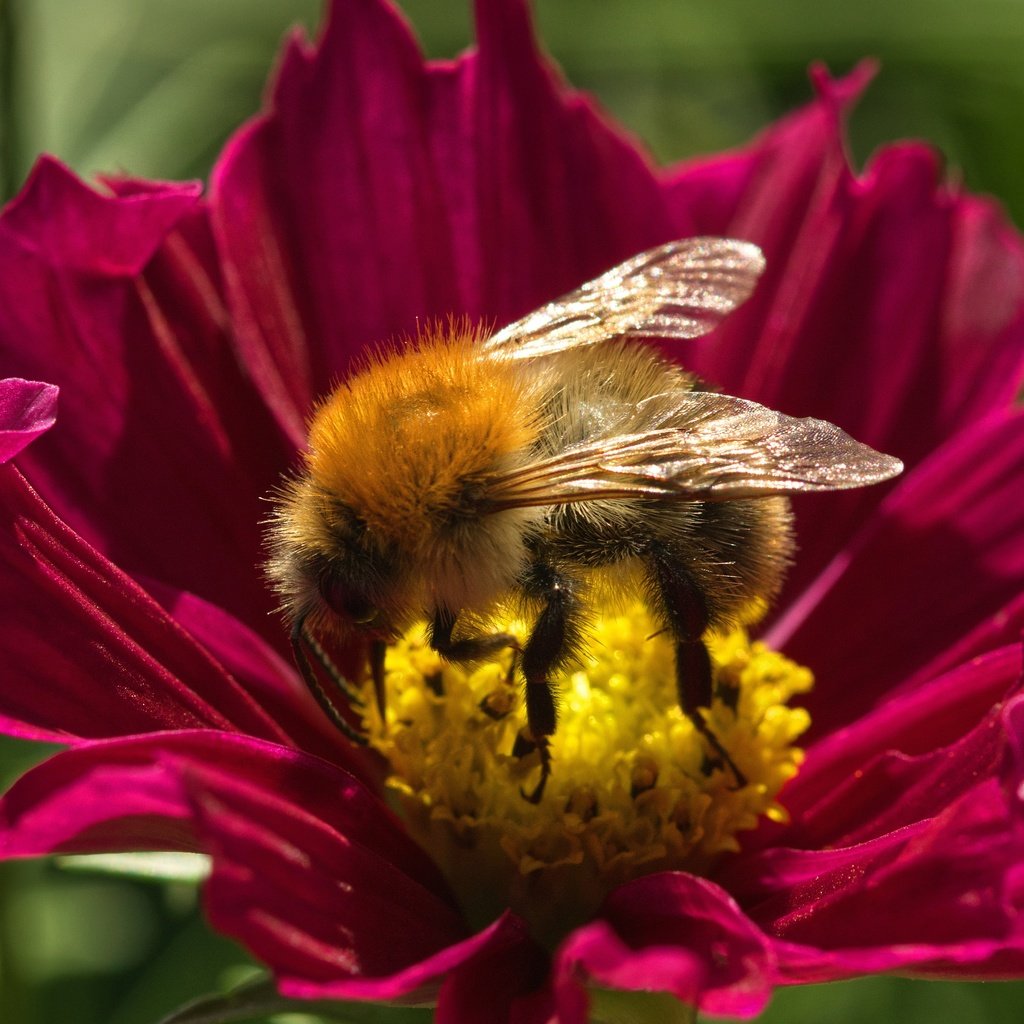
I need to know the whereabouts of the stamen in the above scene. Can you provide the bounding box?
[358,602,812,944]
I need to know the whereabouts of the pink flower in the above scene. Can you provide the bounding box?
[2,0,1023,1020]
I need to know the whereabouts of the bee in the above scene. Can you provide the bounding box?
[266,238,902,801]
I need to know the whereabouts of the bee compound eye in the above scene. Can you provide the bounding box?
[350,604,380,626]
[318,575,378,625]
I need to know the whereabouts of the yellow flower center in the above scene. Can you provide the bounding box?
[360,601,812,947]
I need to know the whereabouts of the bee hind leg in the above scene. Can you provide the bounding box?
[650,556,747,789]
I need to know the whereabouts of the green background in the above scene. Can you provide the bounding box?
[1,1,1022,1021]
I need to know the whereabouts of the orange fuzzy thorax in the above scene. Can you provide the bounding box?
[306,324,540,553]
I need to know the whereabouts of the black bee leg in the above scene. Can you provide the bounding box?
[428,606,521,716]
[516,561,584,803]
[512,687,554,805]
[428,606,520,664]
[290,615,368,746]
[650,556,747,788]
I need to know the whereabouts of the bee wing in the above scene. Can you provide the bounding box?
[481,237,765,361]
[486,392,903,510]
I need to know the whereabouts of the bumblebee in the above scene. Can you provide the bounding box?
[267,238,902,800]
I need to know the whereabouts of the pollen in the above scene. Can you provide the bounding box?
[359,602,812,946]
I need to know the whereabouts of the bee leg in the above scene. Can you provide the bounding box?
[429,606,523,728]
[650,557,747,788]
[513,704,553,805]
[428,606,520,664]
[516,561,582,804]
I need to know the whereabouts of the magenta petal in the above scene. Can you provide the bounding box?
[663,62,875,238]
[723,771,1024,981]
[940,193,1024,426]
[141,579,364,770]
[211,0,669,439]
[770,409,1024,736]
[435,919,551,1024]
[767,652,1018,850]
[768,935,1024,986]
[0,732,470,988]
[1003,696,1024,827]
[902,592,1024,691]
[0,468,299,745]
[552,874,775,1020]
[0,379,58,463]
[765,645,1023,847]
[3,157,200,275]
[190,765,467,993]
[0,737,204,855]
[0,160,292,644]
[554,924,697,1024]
[465,0,668,310]
[280,913,537,1006]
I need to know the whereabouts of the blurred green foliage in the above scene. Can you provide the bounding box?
[2,0,1023,1021]
[5,0,1024,224]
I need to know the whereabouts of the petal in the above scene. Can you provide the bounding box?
[754,647,1021,851]
[436,923,552,1024]
[769,408,1024,736]
[903,592,1024,690]
[2,156,201,275]
[0,467,302,747]
[191,764,464,994]
[667,69,1024,603]
[282,912,537,1008]
[141,579,377,775]
[553,874,776,1020]
[0,738,199,855]
[0,159,292,645]
[210,0,669,440]
[725,772,1024,982]
[0,731,470,993]
[0,378,58,463]
[1003,696,1024,828]
[465,0,668,312]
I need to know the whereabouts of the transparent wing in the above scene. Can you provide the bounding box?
[485,392,904,510]
[481,237,765,361]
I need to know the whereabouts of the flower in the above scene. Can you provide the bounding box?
[2,0,1024,1020]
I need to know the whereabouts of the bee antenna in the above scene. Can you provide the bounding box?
[290,614,368,746]
[302,629,365,709]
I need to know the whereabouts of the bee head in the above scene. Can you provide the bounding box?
[266,479,411,641]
